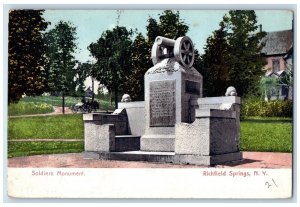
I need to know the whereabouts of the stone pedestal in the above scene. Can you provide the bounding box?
[84,124,115,152]
[140,58,202,152]
[175,108,242,165]
[192,96,241,150]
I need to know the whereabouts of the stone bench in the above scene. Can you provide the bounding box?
[83,102,145,153]
[174,98,243,165]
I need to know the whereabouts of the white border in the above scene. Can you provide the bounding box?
[1,1,298,207]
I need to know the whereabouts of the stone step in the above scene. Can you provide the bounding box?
[84,151,174,163]
[84,151,243,166]
[114,135,140,152]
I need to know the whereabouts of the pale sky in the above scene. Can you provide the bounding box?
[43,10,293,63]
[42,10,293,92]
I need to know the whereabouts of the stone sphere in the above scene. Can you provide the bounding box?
[225,86,237,96]
[121,94,132,102]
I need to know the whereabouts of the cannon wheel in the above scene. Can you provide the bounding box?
[151,42,164,65]
[174,36,194,68]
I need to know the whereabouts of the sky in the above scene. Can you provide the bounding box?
[42,10,293,92]
[43,10,293,63]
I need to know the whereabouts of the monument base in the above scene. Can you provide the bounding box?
[140,134,175,152]
[84,151,243,166]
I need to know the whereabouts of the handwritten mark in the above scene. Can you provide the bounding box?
[265,179,278,188]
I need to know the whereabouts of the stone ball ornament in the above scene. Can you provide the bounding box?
[225,86,237,96]
[151,36,195,68]
[121,94,132,102]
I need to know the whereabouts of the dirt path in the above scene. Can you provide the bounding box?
[8,152,292,168]
[9,106,73,118]
[52,106,73,114]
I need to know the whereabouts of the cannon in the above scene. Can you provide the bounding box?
[151,36,195,68]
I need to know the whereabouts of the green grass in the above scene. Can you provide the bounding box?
[22,96,82,107]
[8,114,84,140]
[240,117,293,152]
[8,141,84,158]
[8,101,54,116]
[22,95,115,110]
[7,115,293,157]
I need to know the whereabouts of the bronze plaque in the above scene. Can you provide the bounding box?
[149,80,176,127]
[186,80,200,95]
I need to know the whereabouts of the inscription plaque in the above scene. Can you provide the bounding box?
[186,80,200,95]
[150,80,176,127]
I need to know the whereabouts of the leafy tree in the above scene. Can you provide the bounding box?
[88,26,133,108]
[260,76,280,101]
[223,10,266,97]
[124,33,152,100]
[157,10,189,39]
[199,23,230,97]
[126,10,191,100]
[200,10,266,97]
[8,10,49,103]
[75,61,97,102]
[146,17,159,42]
[44,21,78,113]
[75,61,92,97]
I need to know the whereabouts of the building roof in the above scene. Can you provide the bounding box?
[261,30,293,56]
[85,87,92,92]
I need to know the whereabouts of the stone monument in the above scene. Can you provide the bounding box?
[141,36,203,152]
[83,35,242,166]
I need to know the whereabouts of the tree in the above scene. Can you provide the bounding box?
[75,61,97,102]
[157,10,189,39]
[199,23,230,97]
[75,61,92,97]
[260,76,280,101]
[146,17,159,42]
[124,33,152,100]
[125,10,191,100]
[200,10,266,97]
[8,10,49,103]
[44,21,78,113]
[88,26,133,108]
[223,10,266,97]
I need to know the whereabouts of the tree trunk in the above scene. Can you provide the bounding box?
[114,87,118,109]
[92,78,95,103]
[62,91,65,114]
[109,91,112,106]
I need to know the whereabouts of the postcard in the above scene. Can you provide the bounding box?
[5,7,294,200]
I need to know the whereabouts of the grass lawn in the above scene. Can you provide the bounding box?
[22,96,81,107]
[8,141,83,158]
[22,95,115,110]
[7,115,293,157]
[8,102,54,116]
[8,114,84,140]
[240,117,293,152]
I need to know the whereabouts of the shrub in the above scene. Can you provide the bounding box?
[241,99,293,117]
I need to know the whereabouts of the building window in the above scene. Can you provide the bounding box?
[272,59,280,73]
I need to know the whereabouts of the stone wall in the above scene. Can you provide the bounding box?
[175,109,239,156]
[84,124,115,152]
[118,101,145,136]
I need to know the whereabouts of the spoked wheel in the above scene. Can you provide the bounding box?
[174,36,194,68]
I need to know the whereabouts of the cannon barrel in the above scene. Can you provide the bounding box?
[155,36,176,47]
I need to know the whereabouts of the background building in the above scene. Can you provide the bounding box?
[261,29,293,100]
